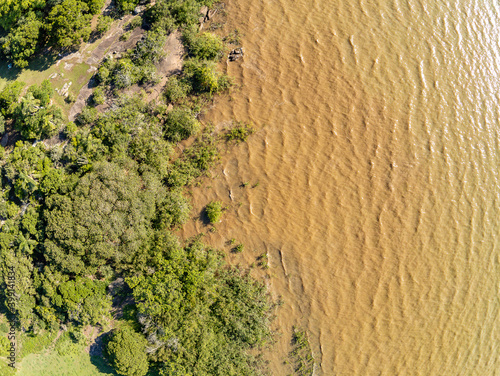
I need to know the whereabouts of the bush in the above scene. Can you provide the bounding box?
[120,30,132,41]
[96,65,110,84]
[184,28,224,60]
[116,0,140,13]
[65,92,76,104]
[0,81,25,116]
[233,243,244,253]
[132,28,167,64]
[127,16,142,30]
[144,2,176,33]
[96,15,113,35]
[92,86,106,105]
[28,80,54,106]
[164,107,200,142]
[77,106,98,125]
[87,0,106,14]
[163,76,191,103]
[206,201,223,223]
[225,121,255,142]
[1,12,42,68]
[112,59,139,88]
[184,58,226,94]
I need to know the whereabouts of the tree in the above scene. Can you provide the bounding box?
[1,12,42,68]
[184,58,222,93]
[0,0,45,30]
[106,327,149,376]
[127,239,274,375]
[47,0,92,49]
[28,80,54,107]
[56,277,111,325]
[13,92,63,140]
[132,28,167,64]
[115,0,141,13]
[155,190,191,229]
[0,81,25,116]
[44,159,162,275]
[84,0,106,14]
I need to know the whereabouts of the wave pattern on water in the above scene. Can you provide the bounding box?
[183,0,500,374]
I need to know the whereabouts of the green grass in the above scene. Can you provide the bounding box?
[287,327,315,376]
[19,330,59,359]
[14,349,116,376]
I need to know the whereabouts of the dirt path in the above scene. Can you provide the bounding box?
[68,17,146,121]
[121,30,185,103]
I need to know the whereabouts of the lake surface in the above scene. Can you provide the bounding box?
[185,0,500,374]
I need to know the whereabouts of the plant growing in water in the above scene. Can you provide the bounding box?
[206,200,223,223]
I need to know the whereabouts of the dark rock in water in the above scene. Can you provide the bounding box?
[229,48,244,61]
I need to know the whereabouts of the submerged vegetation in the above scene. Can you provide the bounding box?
[0,0,272,375]
[287,327,315,376]
[206,200,223,223]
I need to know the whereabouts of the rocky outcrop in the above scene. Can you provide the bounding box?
[229,47,244,61]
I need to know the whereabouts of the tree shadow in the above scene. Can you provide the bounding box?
[89,332,117,374]
[0,50,60,82]
[199,207,211,225]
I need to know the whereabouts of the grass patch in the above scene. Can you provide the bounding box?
[19,329,59,359]
[288,327,315,376]
[225,121,255,142]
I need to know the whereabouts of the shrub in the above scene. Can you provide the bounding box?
[92,86,106,105]
[28,80,54,106]
[112,59,139,88]
[163,76,191,103]
[120,30,132,41]
[1,12,42,69]
[132,28,167,64]
[65,92,76,104]
[87,0,106,14]
[96,15,113,35]
[164,107,200,142]
[77,106,98,125]
[206,201,223,223]
[144,2,176,33]
[116,0,140,14]
[184,58,224,94]
[184,28,224,60]
[225,121,255,142]
[96,65,110,84]
[127,16,142,30]
[0,81,25,116]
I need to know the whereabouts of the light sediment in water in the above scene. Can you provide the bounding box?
[182,0,500,374]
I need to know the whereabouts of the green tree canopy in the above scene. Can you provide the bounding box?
[0,0,45,30]
[43,159,164,275]
[106,327,149,376]
[13,92,63,140]
[0,12,42,68]
[127,239,273,375]
[47,0,92,49]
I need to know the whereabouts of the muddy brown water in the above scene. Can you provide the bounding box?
[181,0,500,374]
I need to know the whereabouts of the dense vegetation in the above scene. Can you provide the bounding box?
[0,1,273,375]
